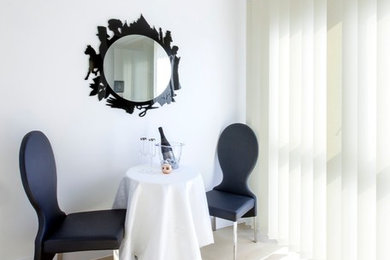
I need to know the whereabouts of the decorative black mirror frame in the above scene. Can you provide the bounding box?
[84,15,181,117]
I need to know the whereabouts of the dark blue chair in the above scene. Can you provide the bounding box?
[206,123,258,260]
[19,131,126,260]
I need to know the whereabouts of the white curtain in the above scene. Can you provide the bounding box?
[247,0,390,259]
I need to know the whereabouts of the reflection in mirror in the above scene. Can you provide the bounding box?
[103,35,171,102]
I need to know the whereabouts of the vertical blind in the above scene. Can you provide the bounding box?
[247,0,390,259]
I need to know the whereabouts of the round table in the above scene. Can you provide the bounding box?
[113,165,214,260]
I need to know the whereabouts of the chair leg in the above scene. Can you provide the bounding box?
[233,221,237,260]
[253,216,257,243]
[113,250,119,260]
[212,216,216,231]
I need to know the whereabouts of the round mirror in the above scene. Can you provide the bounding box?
[103,35,172,102]
[84,15,181,116]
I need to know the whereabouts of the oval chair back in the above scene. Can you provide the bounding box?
[19,131,65,257]
[214,123,259,198]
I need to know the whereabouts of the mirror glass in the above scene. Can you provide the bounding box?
[103,35,172,102]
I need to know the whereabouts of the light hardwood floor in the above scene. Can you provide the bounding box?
[97,224,297,260]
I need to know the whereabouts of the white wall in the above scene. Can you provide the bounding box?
[0,0,246,259]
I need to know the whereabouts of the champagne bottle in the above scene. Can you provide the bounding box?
[158,127,178,169]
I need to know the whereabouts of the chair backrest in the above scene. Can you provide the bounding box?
[19,131,65,241]
[214,123,258,197]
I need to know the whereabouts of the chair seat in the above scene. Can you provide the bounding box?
[206,190,255,222]
[44,209,126,253]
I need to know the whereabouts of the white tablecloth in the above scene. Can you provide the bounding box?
[113,165,214,260]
